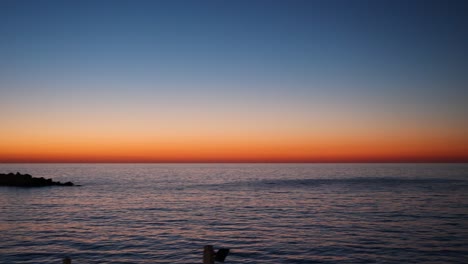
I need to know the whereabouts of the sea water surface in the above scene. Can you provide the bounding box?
[0,163,467,264]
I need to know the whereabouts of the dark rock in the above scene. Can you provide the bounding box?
[63,181,74,186]
[0,173,76,187]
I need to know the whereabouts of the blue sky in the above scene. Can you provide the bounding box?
[1,0,467,95]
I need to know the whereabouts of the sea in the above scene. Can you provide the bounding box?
[0,163,467,264]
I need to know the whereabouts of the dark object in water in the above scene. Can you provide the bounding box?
[0,172,75,187]
[215,248,230,262]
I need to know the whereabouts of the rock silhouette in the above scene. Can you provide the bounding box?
[0,172,75,187]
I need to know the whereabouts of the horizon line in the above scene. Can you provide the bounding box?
[1,161,467,164]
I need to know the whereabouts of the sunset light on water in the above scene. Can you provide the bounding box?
[1,1,468,263]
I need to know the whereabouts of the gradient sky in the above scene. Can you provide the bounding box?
[1,0,467,162]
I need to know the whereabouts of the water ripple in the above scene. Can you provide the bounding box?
[1,164,468,263]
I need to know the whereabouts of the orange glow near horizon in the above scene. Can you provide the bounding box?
[1,91,467,163]
[1,129,467,163]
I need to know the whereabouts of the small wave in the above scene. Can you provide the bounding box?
[198,177,467,191]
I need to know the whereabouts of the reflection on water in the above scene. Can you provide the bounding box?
[1,164,468,263]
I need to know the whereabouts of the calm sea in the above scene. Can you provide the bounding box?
[1,164,467,264]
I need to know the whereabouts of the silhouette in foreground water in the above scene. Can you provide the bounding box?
[0,172,75,187]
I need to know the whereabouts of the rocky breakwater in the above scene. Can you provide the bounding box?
[0,172,75,187]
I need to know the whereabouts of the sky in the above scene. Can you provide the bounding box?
[0,0,467,163]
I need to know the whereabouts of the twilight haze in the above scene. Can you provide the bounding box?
[0,0,467,163]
